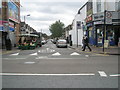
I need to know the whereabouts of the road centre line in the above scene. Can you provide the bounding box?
[98,71,107,77]
[0,73,95,76]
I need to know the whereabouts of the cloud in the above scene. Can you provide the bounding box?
[20,1,85,35]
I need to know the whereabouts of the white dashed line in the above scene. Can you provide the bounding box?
[110,74,120,77]
[98,71,107,77]
[85,55,89,57]
[24,62,36,64]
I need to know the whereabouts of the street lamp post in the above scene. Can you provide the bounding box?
[24,14,30,22]
[76,21,81,48]
[103,10,106,52]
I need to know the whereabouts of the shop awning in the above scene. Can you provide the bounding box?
[18,34,39,37]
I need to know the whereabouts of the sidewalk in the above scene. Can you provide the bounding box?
[68,44,119,55]
[0,47,20,55]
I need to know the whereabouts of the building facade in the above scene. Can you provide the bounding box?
[0,0,20,49]
[91,0,120,46]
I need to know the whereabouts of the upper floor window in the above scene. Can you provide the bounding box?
[97,0,101,12]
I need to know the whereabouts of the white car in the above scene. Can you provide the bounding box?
[41,40,46,45]
[56,39,67,48]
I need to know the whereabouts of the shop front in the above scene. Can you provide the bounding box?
[85,15,96,45]
[93,11,120,46]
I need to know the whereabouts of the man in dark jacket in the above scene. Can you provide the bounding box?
[82,35,92,51]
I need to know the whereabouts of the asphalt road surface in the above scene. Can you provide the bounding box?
[1,41,119,88]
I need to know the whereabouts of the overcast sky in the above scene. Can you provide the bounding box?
[20,0,87,35]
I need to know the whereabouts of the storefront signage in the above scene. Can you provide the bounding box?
[93,12,104,21]
[8,0,19,23]
[76,21,81,29]
[94,20,104,25]
[105,11,112,24]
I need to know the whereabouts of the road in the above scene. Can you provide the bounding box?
[1,41,119,88]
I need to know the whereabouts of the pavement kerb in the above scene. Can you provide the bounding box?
[0,50,20,55]
[68,46,115,56]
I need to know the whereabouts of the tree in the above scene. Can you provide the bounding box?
[49,20,64,38]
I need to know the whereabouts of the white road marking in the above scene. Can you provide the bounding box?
[2,58,9,60]
[36,56,48,59]
[52,52,61,56]
[30,52,38,56]
[0,73,95,76]
[38,50,41,52]
[10,53,19,56]
[15,58,26,59]
[43,58,87,60]
[52,50,55,52]
[70,52,80,56]
[46,48,49,50]
[110,74,120,77]
[98,71,107,77]
[24,62,35,64]
[85,55,89,57]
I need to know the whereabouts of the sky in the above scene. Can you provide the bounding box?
[20,0,87,36]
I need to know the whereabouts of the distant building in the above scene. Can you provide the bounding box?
[20,22,37,34]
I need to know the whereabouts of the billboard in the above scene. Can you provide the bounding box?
[8,0,19,23]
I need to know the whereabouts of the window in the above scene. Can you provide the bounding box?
[97,0,101,12]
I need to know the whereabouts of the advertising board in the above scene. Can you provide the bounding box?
[8,0,19,23]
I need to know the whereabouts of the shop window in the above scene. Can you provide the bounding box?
[107,29,115,45]
[97,0,101,12]
[97,29,102,44]
[89,31,92,37]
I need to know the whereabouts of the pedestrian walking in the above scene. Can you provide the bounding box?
[82,35,92,51]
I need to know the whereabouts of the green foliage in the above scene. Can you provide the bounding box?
[49,20,64,38]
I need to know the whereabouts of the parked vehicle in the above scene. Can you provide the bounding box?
[56,39,67,48]
[41,40,47,45]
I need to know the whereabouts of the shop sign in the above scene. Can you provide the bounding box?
[105,11,112,24]
[104,40,109,48]
[93,12,104,21]
[94,20,104,25]
[76,21,81,29]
